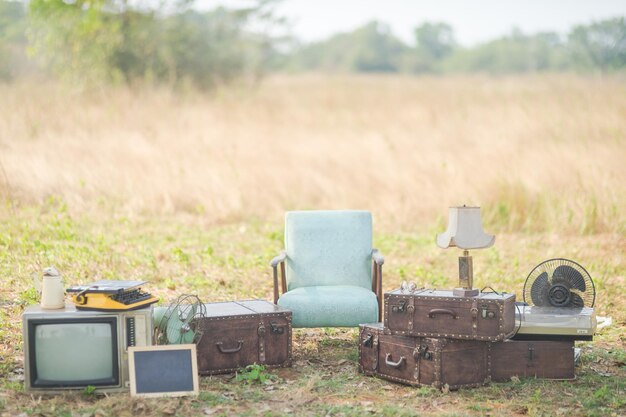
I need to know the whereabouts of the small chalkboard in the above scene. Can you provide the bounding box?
[128,344,199,397]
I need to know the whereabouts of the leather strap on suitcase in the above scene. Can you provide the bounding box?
[412,343,431,381]
[258,321,266,363]
[471,299,478,339]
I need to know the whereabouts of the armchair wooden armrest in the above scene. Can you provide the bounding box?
[372,248,385,265]
[371,249,384,321]
[270,251,287,304]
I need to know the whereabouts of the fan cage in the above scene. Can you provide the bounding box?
[154,294,207,345]
[523,258,595,308]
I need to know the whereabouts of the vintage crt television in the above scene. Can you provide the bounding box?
[23,304,152,393]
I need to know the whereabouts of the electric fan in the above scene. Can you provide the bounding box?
[153,294,207,345]
[523,258,595,308]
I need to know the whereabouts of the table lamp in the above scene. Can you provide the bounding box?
[436,206,495,297]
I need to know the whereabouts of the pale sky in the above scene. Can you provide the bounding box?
[198,0,626,46]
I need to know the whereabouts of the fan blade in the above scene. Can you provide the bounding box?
[166,309,185,344]
[530,272,551,306]
[569,293,585,308]
[153,307,168,329]
[180,328,196,344]
[552,265,586,291]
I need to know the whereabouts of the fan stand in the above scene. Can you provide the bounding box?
[453,250,480,297]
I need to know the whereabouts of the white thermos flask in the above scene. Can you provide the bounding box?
[40,267,65,309]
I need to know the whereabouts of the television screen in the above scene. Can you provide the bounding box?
[29,318,119,387]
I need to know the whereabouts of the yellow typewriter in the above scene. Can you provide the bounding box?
[67,280,158,311]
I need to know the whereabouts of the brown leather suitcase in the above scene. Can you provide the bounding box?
[491,340,575,381]
[359,323,491,389]
[196,300,292,375]
[384,289,516,341]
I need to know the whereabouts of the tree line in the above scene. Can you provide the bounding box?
[0,0,624,88]
[0,0,281,87]
[285,19,626,74]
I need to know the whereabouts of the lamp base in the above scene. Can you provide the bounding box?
[453,287,480,297]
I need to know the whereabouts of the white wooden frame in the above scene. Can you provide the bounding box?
[128,344,199,398]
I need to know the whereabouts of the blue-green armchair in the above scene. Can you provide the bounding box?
[270,210,384,328]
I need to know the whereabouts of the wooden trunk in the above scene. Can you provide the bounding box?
[359,323,491,389]
[384,289,515,341]
[490,340,575,381]
[196,300,292,375]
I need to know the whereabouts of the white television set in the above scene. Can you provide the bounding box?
[23,304,152,393]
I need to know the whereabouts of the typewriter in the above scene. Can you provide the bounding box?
[67,280,158,311]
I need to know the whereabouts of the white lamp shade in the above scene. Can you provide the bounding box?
[436,206,495,250]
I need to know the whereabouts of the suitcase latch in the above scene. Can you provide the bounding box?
[528,345,535,361]
[363,333,374,348]
[481,305,497,319]
[392,300,407,313]
[269,321,285,334]
[413,345,432,361]
[258,323,266,336]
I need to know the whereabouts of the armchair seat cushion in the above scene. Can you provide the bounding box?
[278,285,378,328]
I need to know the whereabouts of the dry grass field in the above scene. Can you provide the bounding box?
[0,74,625,416]
[2,74,625,232]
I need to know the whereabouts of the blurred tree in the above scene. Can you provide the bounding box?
[26,0,282,88]
[28,0,124,85]
[288,21,408,72]
[568,17,626,72]
[409,22,456,73]
[441,29,569,74]
[159,8,259,86]
[352,22,407,72]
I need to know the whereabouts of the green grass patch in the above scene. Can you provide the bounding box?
[0,203,624,416]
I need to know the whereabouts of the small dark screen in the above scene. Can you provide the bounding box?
[132,349,194,393]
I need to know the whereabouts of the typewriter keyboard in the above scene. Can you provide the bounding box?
[111,289,153,305]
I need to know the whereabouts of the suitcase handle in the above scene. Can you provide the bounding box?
[384,353,406,369]
[216,340,244,353]
[428,308,458,319]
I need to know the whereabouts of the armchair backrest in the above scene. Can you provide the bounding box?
[284,210,373,291]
